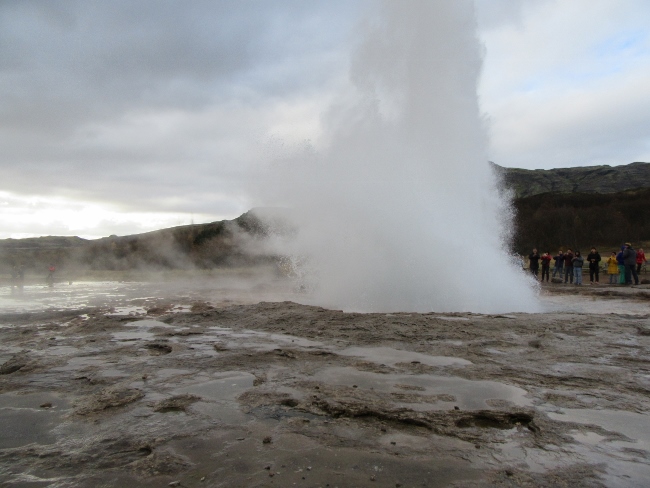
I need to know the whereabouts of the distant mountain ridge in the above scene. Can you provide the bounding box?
[2,162,650,272]
[494,161,650,198]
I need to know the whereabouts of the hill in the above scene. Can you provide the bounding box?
[2,162,650,273]
[513,187,650,252]
[0,209,285,275]
[494,161,650,252]
[494,161,650,198]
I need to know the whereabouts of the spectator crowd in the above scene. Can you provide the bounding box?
[526,244,646,286]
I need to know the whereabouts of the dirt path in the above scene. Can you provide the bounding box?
[1,282,649,487]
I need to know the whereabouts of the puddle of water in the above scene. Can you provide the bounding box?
[50,356,105,373]
[0,281,147,313]
[98,368,129,378]
[546,410,650,488]
[338,346,472,367]
[180,339,219,357]
[43,345,79,356]
[110,306,147,316]
[172,372,255,425]
[540,295,650,315]
[571,431,607,445]
[547,408,650,450]
[0,392,71,449]
[155,368,193,380]
[174,372,255,401]
[123,319,174,329]
[314,367,531,410]
[204,326,325,352]
[110,318,179,342]
[171,305,192,313]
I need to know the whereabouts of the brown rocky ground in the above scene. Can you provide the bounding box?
[0,277,649,487]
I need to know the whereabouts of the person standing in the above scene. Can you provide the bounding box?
[46,264,56,287]
[616,246,626,284]
[552,251,564,278]
[17,264,25,289]
[540,252,552,282]
[623,243,638,285]
[606,252,619,284]
[572,251,584,285]
[636,248,647,274]
[586,247,601,285]
[564,249,574,284]
[528,249,540,279]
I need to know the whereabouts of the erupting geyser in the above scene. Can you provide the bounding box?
[259,0,539,313]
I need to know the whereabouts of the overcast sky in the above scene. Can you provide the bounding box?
[1,0,649,239]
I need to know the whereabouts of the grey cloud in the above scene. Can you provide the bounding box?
[0,0,362,219]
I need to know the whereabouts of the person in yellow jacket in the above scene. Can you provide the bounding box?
[606,251,619,284]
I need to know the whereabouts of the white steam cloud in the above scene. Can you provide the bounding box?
[256,0,539,313]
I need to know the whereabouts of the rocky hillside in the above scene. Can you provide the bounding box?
[0,209,287,275]
[498,161,650,252]
[494,161,650,198]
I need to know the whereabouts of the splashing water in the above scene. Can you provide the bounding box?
[257,0,539,313]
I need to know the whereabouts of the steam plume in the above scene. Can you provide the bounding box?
[257,0,538,313]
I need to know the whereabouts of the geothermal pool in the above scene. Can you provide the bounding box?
[1,278,648,316]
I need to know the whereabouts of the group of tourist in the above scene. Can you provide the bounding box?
[527,244,646,286]
[9,263,56,288]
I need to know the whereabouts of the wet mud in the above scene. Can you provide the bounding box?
[1,279,650,487]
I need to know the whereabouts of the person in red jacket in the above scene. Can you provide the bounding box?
[637,248,647,274]
[540,252,552,282]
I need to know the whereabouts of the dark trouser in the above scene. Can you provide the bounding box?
[637,263,643,273]
[552,266,563,278]
[530,266,539,278]
[564,265,573,283]
[589,265,599,283]
[625,264,639,285]
[541,266,550,281]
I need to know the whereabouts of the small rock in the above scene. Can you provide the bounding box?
[505,469,514,477]
[40,402,53,409]
[370,475,376,481]
[390,441,396,445]
[262,436,272,444]
[169,482,181,487]
[454,406,460,410]
[236,437,245,441]
[264,465,271,470]
[475,444,480,449]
